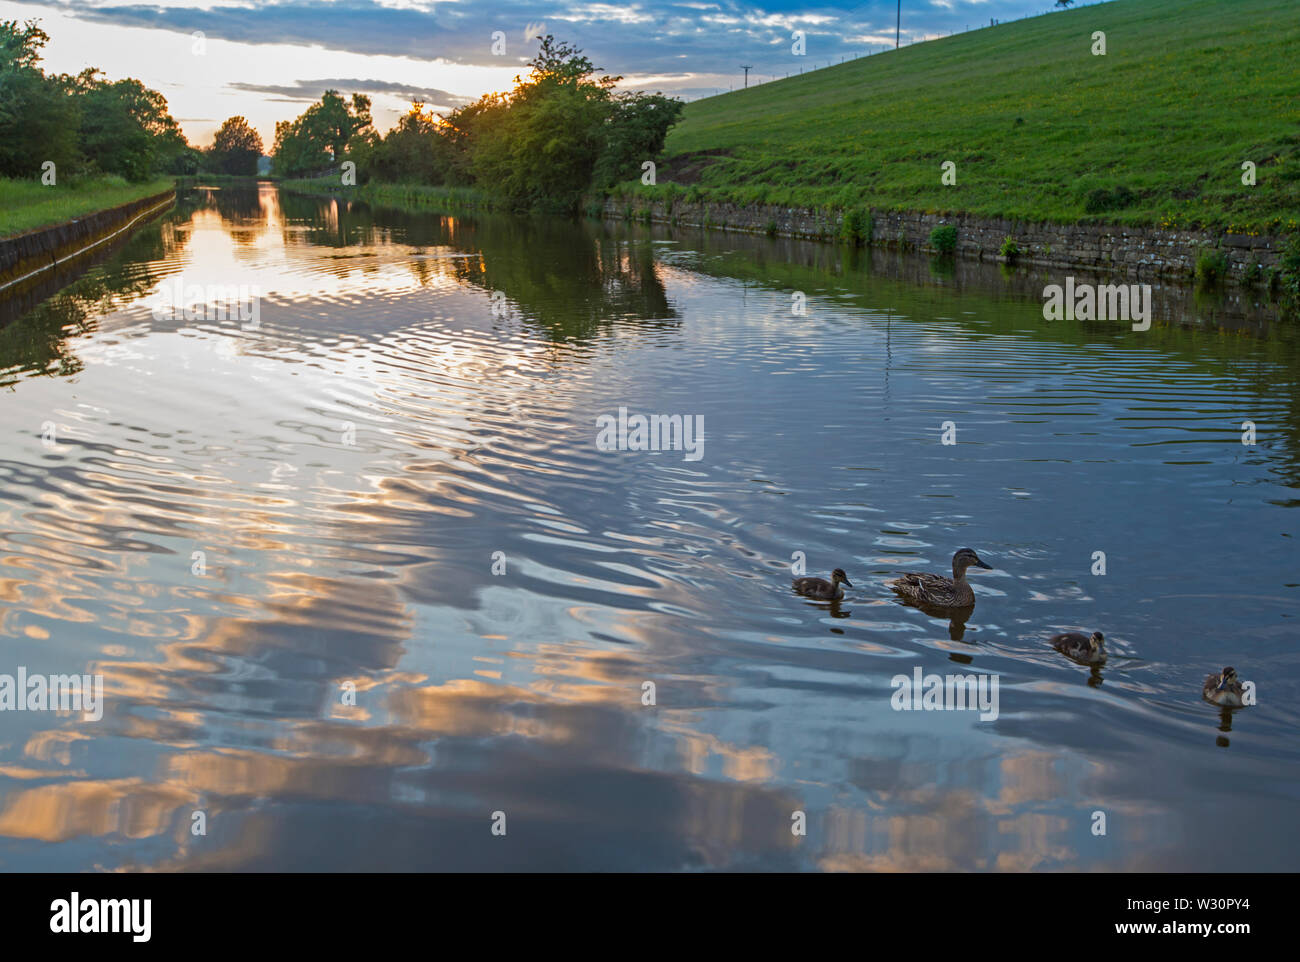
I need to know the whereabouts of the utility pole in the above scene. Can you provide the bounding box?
[741,64,753,88]
[896,0,901,48]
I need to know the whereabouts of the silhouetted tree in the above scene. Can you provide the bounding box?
[209,116,263,175]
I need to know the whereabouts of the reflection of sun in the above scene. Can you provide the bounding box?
[145,183,476,314]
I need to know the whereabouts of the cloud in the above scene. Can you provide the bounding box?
[24,0,1052,92]
[227,77,469,110]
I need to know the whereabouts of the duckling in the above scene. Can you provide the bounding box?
[1050,630,1106,664]
[793,568,853,601]
[887,547,993,609]
[1203,666,1246,707]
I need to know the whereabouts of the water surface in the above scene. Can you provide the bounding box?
[1,184,1297,871]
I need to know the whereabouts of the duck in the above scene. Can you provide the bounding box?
[1050,630,1106,664]
[886,547,993,609]
[1203,666,1246,707]
[793,568,853,601]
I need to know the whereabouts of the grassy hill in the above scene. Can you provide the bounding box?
[640,0,1300,233]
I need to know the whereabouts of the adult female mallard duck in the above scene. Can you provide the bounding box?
[1203,666,1246,707]
[887,548,992,609]
[793,568,853,601]
[1050,630,1106,664]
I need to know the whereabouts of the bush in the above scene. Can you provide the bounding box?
[929,224,957,253]
[591,92,685,188]
[840,207,872,246]
[1195,246,1228,284]
[764,219,779,237]
[999,235,1019,260]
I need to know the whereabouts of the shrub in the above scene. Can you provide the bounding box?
[999,235,1019,260]
[840,207,872,247]
[929,224,957,253]
[764,219,779,237]
[1195,246,1228,284]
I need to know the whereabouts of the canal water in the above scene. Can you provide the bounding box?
[0,183,1296,870]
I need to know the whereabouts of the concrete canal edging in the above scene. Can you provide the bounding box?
[603,197,1287,287]
[0,188,176,296]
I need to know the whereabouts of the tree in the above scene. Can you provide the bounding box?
[468,36,622,211]
[299,91,372,162]
[167,146,204,176]
[209,116,263,175]
[271,90,372,176]
[437,92,508,186]
[0,20,81,178]
[325,35,685,212]
[0,19,187,181]
[74,72,187,180]
[365,103,453,184]
[270,118,323,176]
[272,118,329,176]
[593,92,685,187]
[0,17,46,69]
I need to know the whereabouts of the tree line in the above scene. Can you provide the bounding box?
[3,22,681,209]
[273,37,684,213]
[1,19,263,181]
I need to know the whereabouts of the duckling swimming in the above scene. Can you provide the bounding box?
[1203,666,1245,707]
[887,548,992,609]
[793,568,853,601]
[1050,630,1106,664]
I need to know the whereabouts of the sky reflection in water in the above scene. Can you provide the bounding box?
[0,184,1297,871]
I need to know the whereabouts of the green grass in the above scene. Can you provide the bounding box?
[643,0,1300,233]
[280,177,494,213]
[177,173,270,185]
[0,176,174,238]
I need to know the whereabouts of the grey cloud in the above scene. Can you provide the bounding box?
[32,0,903,77]
[227,78,469,109]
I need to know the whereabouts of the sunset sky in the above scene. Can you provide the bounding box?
[1,0,1054,148]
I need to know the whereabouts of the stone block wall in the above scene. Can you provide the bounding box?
[603,198,1284,285]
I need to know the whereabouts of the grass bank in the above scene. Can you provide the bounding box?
[177,174,272,186]
[631,0,1299,235]
[0,176,175,238]
[280,178,495,214]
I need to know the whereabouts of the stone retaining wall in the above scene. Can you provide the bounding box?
[0,189,176,293]
[603,198,1283,285]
